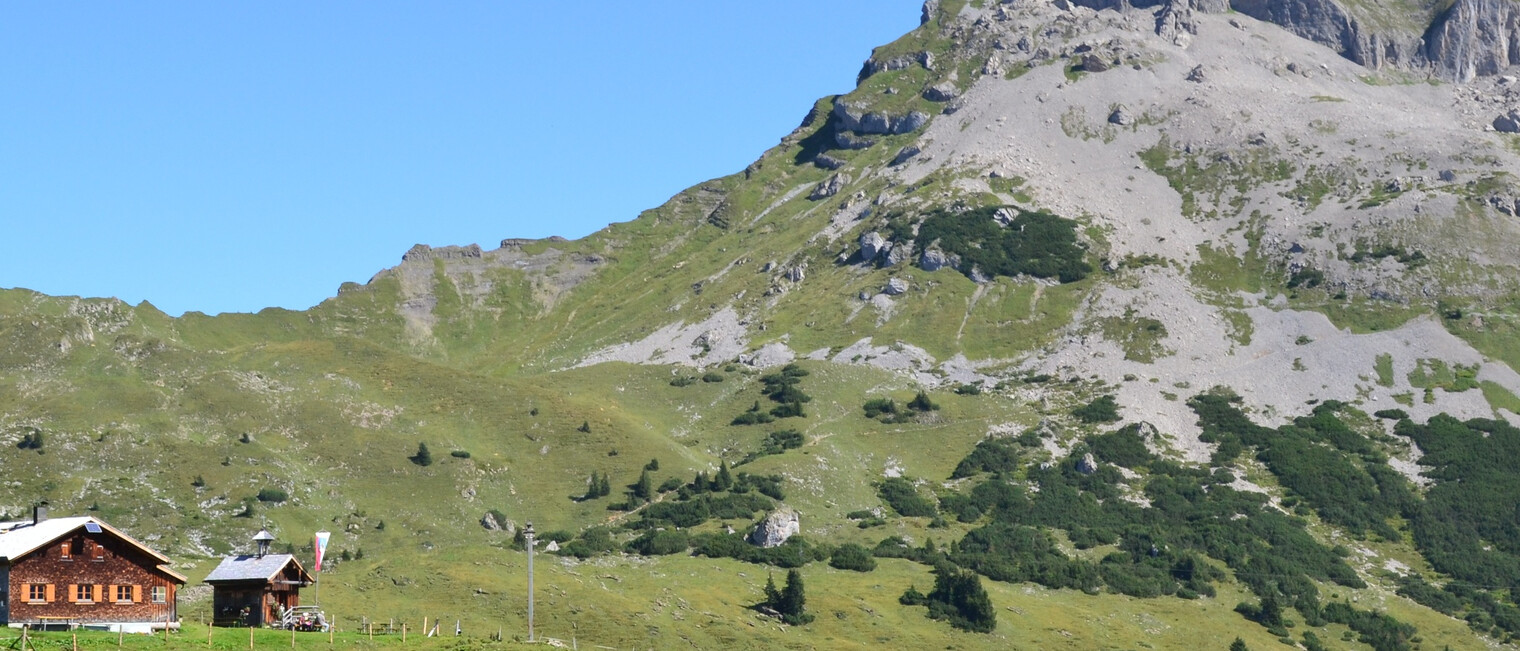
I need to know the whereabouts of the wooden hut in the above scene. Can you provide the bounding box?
[0,504,187,632]
[204,530,312,627]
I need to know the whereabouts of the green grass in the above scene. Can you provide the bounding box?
[1374,353,1395,387]
[1480,380,1520,415]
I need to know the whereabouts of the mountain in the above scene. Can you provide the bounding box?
[6,1,1520,648]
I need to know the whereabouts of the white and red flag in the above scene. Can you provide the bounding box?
[314,530,331,572]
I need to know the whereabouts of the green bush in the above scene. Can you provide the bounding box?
[450,450,471,459]
[256,488,289,503]
[863,398,898,419]
[702,372,725,383]
[897,206,1090,283]
[1072,395,1121,423]
[879,477,938,517]
[830,543,877,572]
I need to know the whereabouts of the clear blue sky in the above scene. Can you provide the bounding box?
[1,2,920,316]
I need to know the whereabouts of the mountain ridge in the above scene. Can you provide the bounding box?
[7,1,1520,648]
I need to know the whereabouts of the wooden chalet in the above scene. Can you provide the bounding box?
[0,504,187,632]
[205,531,313,628]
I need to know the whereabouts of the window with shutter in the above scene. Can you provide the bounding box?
[27,584,46,603]
[131,585,141,602]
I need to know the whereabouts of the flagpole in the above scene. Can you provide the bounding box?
[313,531,331,606]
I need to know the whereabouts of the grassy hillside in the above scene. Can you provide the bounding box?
[8,1,1520,648]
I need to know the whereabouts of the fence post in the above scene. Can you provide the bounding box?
[250,626,255,650]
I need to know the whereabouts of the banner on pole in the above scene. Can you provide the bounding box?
[314,530,331,572]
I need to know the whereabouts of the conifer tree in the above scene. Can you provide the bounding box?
[410,442,433,466]
[779,569,813,625]
[763,574,781,609]
[632,469,653,501]
[715,461,734,492]
[1229,639,1249,651]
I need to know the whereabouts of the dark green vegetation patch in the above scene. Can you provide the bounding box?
[890,206,1091,283]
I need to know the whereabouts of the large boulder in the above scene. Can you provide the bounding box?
[810,173,850,200]
[1495,109,1520,133]
[749,508,801,548]
[860,232,889,262]
[921,247,959,272]
[923,82,960,102]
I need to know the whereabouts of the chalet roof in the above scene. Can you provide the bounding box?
[0,515,188,583]
[204,553,313,585]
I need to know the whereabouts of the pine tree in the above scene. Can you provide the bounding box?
[410,442,433,466]
[583,472,605,500]
[577,421,591,433]
[715,461,734,492]
[598,473,611,497]
[779,569,813,625]
[632,469,653,501]
[645,458,660,471]
[1229,638,1249,651]
[763,574,781,609]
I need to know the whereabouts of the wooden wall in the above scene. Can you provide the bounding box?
[5,528,177,625]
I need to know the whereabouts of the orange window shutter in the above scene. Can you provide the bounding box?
[45,584,55,602]
[109,584,117,601]
[132,585,141,602]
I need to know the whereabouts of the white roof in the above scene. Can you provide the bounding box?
[0,515,187,582]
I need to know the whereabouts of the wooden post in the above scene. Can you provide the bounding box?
[73,632,78,651]
[421,618,427,640]
[367,622,372,643]
[250,626,255,650]
[120,627,125,648]
[209,624,214,647]
[328,617,334,646]
[290,627,295,648]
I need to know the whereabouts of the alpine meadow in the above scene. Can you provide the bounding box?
[13,1,1520,649]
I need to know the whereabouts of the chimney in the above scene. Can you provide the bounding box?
[33,501,48,525]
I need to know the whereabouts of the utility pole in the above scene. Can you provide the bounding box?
[524,521,535,643]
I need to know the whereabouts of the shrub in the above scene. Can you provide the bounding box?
[863,398,897,418]
[923,564,997,633]
[670,375,697,387]
[901,206,1091,283]
[879,477,938,517]
[17,430,44,450]
[256,488,289,503]
[1072,395,1120,423]
[702,372,725,383]
[908,391,940,412]
[1372,408,1408,420]
[450,450,471,459]
[829,543,877,572]
[954,383,983,395]
[577,421,591,433]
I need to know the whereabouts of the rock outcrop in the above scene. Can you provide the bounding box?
[749,508,801,548]
[810,173,850,200]
[1425,0,1520,82]
[832,101,930,136]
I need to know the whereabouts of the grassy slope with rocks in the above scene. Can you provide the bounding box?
[5,1,1520,648]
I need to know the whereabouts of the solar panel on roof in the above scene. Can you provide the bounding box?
[84,522,102,533]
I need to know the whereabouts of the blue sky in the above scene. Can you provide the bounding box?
[1,2,920,316]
